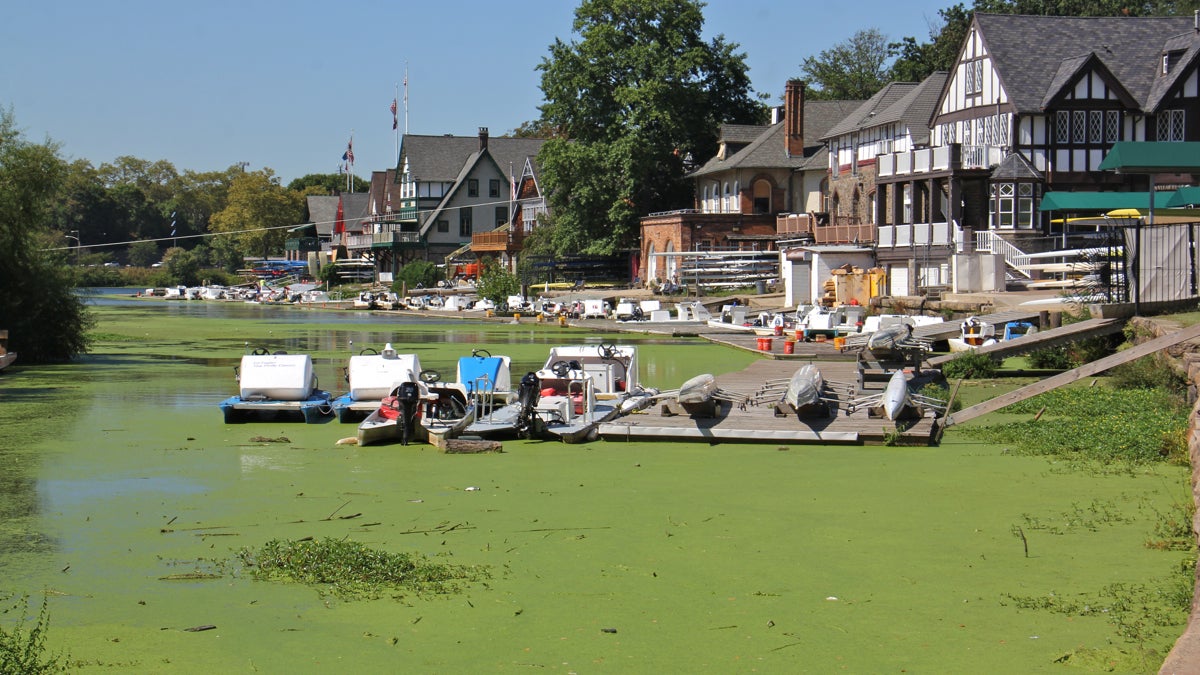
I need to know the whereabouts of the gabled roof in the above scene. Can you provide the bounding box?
[1040,52,1137,109]
[1147,31,1200,111]
[972,13,1196,113]
[820,82,918,140]
[419,149,509,237]
[990,152,1043,181]
[691,99,863,177]
[305,192,370,236]
[399,134,546,182]
[868,72,948,146]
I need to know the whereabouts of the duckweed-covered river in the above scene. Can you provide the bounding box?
[0,293,1190,673]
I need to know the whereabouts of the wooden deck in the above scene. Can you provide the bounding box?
[599,359,938,446]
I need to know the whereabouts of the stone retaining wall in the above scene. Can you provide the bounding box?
[1150,317,1200,674]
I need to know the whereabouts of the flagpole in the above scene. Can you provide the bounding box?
[403,63,409,134]
[393,83,400,164]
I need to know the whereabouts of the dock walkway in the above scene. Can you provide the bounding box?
[599,359,937,445]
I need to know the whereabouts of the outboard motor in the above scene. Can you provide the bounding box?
[396,381,422,445]
[516,372,541,437]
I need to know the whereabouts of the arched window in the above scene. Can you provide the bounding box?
[753,179,771,214]
[733,181,741,213]
[646,241,658,281]
[819,177,829,214]
[867,190,876,224]
[664,240,676,280]
[723,182,731,213]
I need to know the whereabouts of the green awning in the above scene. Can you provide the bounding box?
[1098,142,1200,173]
[1165,186,1200,208]
[1039,191,1176,211]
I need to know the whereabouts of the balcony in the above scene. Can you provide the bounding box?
[776,213,876,245]
[471,227,526,253]
[370,231,423,249]
[877,146,953,178]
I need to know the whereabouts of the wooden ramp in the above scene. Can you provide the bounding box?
[926,317,1126,367]
[599,360,938,445]
[941,322,1200,428]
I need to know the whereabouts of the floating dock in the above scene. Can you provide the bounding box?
[598,360,937,445]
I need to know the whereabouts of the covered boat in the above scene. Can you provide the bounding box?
[331,343,423,422]
[219,350,332,423]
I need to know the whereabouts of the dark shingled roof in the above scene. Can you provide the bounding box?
[820,83,918,140]
[990,152,1043,181]
[399,133,546,182]
[973,13,1196,113]
[691,99,864,177]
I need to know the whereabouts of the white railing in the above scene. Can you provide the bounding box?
[961,144,1002,170]
[876,146,953,178]
[975,230,1032,278]
[877,222,954,249]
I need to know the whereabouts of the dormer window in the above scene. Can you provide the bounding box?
[1163,50,1184,75]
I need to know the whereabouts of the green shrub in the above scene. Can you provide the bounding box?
[1028,346,1073,369]
[1110,355,1188,398]
[0,594,66,674]
[941,351,997,379]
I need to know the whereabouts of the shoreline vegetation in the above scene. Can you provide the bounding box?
[0,300,1194,673]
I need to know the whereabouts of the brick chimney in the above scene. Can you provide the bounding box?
[478,127,489,151]
[785,80,805,158]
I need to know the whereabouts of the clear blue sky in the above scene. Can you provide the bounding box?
[1,0,952,185]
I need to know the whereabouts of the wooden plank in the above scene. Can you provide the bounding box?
[926,318,1124,367]
[943,322,1200,427]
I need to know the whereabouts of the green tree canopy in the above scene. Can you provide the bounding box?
[287,173,369,194]
[209,169,304,263]
[536,0,765,255]
[800,28,895,100]
[0,108,92,361]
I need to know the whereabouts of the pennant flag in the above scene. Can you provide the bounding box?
[334,197,345,235]
[391,98,398,130]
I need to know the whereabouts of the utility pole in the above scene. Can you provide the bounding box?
[66,230,80,265]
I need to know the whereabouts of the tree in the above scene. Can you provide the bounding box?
[128,240,160,267]
[287,173,369,194]
[474,258,520,305]
[0,108,92,362]
[800,28,895,100]
[209,169,304,263]
[536,0,765,255]
[394,260,442,290]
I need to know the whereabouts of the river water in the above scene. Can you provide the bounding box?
[0,292,1189,672]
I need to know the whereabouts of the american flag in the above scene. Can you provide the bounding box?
[391,98,398,130]
[342,138,354,165]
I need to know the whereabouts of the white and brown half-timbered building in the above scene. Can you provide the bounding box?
[871,12,1200,294]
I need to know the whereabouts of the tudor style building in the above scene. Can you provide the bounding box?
[855,13,1200,294]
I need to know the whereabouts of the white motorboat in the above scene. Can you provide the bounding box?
[525,344,656,443]
[357,381,426,446]
[948,317,997,352]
